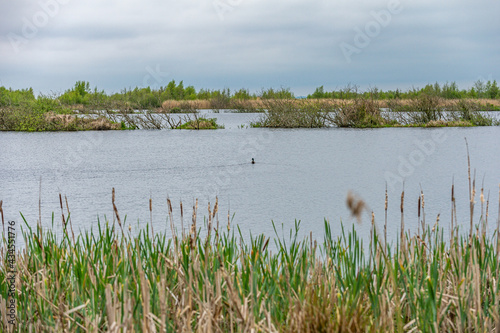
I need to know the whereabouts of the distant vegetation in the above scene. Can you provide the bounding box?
[307,81,500,100]
[0,80,499,130]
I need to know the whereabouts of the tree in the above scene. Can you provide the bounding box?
[309,86,325,99]
[473,80,486,98]
[486,80,499,99]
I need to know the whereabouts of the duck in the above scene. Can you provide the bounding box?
[251,158,255,164]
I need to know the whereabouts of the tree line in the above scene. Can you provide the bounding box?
[1,79,498,110]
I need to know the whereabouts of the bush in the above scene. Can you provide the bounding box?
[176,117,222,129]
[253,99,329,128]
[330,97,387,127]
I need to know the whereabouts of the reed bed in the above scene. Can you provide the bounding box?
[158,98,500,112]
[253,96,499,128]
[1,157,500,331]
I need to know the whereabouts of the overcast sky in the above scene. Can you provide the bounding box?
[1,0,499,96]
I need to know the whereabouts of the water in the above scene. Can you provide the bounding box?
[1,112,499,248]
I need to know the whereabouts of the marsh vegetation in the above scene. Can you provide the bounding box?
[1,161,500,331]
[1,81,499,131]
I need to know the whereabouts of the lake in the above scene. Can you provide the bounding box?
[1,112,499,248]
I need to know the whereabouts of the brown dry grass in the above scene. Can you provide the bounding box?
[45,112,120,130]
[160,98,500,111]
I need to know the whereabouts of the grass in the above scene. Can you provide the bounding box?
[0,100,121,131]
[1,164,500,331]
[176,117,223,130]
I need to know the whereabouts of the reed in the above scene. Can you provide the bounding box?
[0,175,499,332]
[253,95,500,128]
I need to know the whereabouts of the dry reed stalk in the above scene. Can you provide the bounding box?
[59,193,69,241]
[38,177,45,262]
[420,190,426,240]
[167,198,175,240]
[213,197,218,222]
[180,201,184,238]
[480,187,486,250]
[190,199,198,249]
[64,195,75,244]
[418,195,421,236]
[472,172,477,237]
[149,196,154,236]
[57,291,67,332]
[0,200,4,236]
[137,241,153,332]
[497,185,500,257]
[214,197,220,241]
[111,189,140,291]
[465,138,475,239]
[451,183,455,243]
[158,275,167,333]
[385,186,388,247]
[485,191,490,234]
[111,188,124,237]
[207,201,213,242]
[472,249,482,326]
[0,296,6,330]
[400,190,405,252]
[105,284,116,331]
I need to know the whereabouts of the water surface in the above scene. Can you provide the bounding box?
[1,112,499,247]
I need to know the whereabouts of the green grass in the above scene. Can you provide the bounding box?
[1,180,500,332]
[176,117,223,130]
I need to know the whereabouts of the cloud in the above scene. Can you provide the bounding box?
[0,0,498,95]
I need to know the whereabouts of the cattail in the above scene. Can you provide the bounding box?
[384,186,388,247]
[59,193,65,226]
[451,183,455,241]
[213,197,218,220]
[149,196,154,236]
[167,198,175,240]
[112,188,124,237]
[64,195,75,244]
[400,190,404,214]
[0,200,4,234]
[207,201,212,241]
[418,196,421,219]
[347,191,365,224]
[432,214,440,232]
[190,199,198,248]
[385,188,388,211]
[400,190,405,251]
[180,201,184,238]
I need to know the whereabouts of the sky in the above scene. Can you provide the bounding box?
[0,0,499,96]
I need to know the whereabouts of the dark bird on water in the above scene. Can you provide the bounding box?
[251,158,255,164]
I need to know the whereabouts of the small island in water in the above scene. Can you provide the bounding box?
[1,80,499,131]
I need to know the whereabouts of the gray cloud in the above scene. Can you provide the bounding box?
[0,0,498,95]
